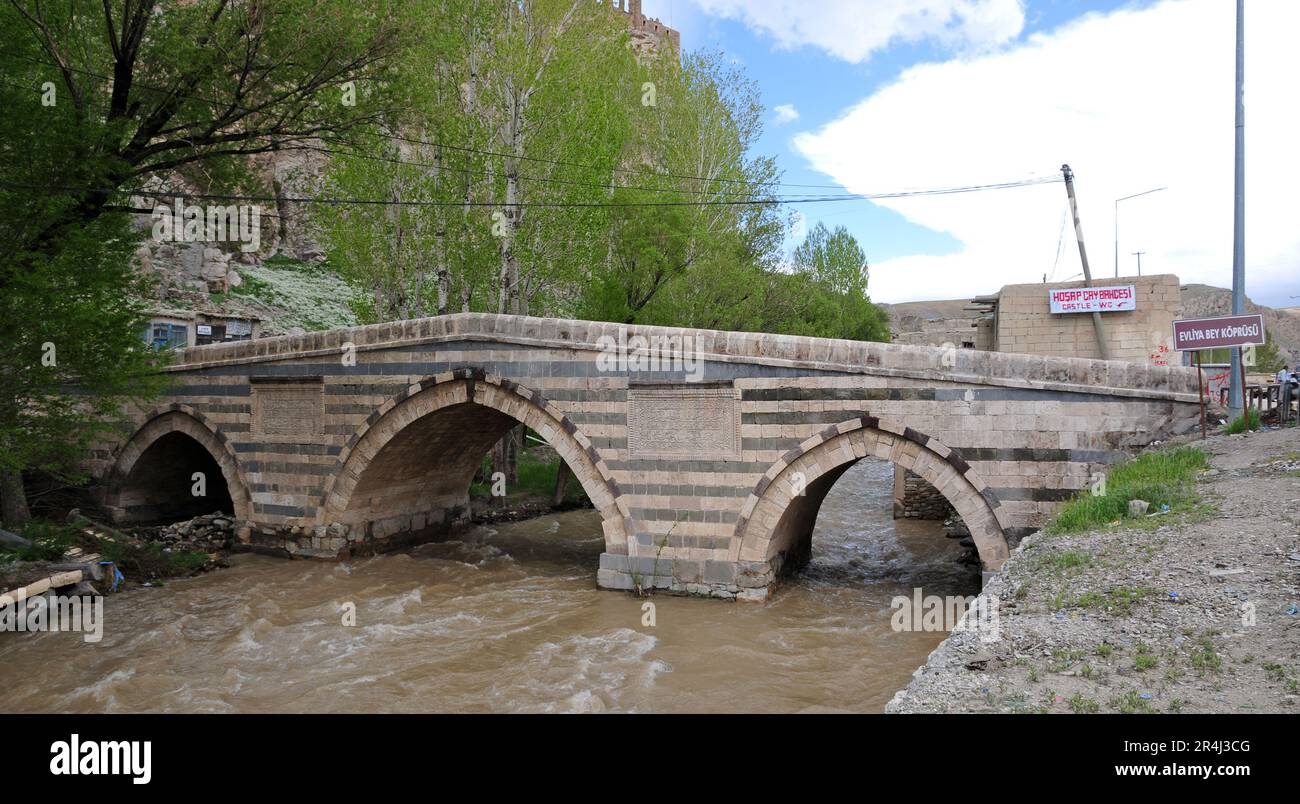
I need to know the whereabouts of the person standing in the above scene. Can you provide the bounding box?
[1278,366,1296,423]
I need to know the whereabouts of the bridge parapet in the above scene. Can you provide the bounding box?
[170,313,1200,402]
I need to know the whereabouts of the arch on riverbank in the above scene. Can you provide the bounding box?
[732,416,1010,572]
[105,406,252,523]
[319,368,631,552]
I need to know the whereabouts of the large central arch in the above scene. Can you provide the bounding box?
[731,415,1011,575]
[319,368,631,553]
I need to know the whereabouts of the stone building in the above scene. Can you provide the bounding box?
[605,0,680,56]
[992,274,1181,362]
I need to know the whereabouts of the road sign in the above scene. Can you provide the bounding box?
[1172,313,1265,352]
[1049,284,1136,314]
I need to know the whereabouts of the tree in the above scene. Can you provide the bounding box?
[1252,330,1286,375]
[578,49,786,329]
[786,222,891,341]
[318,0,640,482]
[0,0,420,525]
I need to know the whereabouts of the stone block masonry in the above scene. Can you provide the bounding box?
[995,274,1181,363]
[893,467,954,520]
[87,312,1204,601]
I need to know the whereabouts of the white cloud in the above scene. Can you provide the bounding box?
[772,103,800,124]
[793,0,1300,307]
[690,0,1025,63]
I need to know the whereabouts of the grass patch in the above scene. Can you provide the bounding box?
[1035,549,1093,577]
[1046,446,1209,535]
[0,520,80,562]
[1262,661,1287,682]
[230,258,357,332]
[1110,691,1157,714]
[98,538,211,581]
[1,518,212,582]
[1223,410,1260,434]
[469,444,588,505]
[1068,693,1100,714]
[1068,585,1156,614]
[1190,636,1223,675]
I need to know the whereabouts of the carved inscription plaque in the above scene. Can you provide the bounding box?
[627,384,740,461]
[253,384,323,438]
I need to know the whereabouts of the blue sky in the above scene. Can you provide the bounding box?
[639,0,1300,308]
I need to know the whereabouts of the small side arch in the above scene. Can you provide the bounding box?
[319,368,632,553]
[104,405,253,523]
[732,415,1010,572]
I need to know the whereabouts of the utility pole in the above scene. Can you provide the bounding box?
[1228,0,1247,419]
[1062,164,1110,360]
[1132,251,1145,275]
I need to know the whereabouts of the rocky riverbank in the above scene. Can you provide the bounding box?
[887,426,1300,714]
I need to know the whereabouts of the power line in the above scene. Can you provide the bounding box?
[381,130,850,191]
[2,175,1061,209]
[305,142,850,199]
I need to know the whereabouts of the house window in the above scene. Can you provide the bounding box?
[1185,347,1232,366]
[145,322,188,350]
[195,323,226,346]
[224,319,253,342]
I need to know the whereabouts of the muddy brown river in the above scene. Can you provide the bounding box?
[0,458,979,713]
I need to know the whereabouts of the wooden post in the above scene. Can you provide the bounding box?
[1239,347,1250,433]
[552,462,571,508]
[1196,352,1207,439]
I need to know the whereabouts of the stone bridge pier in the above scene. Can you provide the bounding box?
[88,313,1203,601]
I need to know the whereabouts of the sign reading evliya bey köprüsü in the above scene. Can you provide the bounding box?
[1048,284,1137,314]
[1172,313,1266,351]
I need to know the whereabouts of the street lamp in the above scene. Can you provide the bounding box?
[1114,186,1166,278]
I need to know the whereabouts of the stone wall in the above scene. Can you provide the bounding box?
[891,316,993,351]
[995,274,1181,363]
[893,467,954,520]
[610,0,680,56]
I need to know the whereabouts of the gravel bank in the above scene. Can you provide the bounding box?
[887,427,1300,714]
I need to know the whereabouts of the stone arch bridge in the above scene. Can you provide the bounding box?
[88,314,1202,600]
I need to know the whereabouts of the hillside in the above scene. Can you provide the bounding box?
[1180,284,1300,366]
[142,253,357,336]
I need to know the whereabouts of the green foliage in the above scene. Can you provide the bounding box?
[232,259,357,332]
[1223,410,1260,434]
[1068,693,1100,714]
[1251,330,1286,375]
[1,520,80,561]
[98,537,209,581]
[1067,586,1155,614]
[321,0,637,321]
[1190,636,1223,674]
[314,11,882,342]
[1046,446,1209,534]
[0,210,171,494]
[470,447,586,505]
[0,1,419,520]
[785,222,891,341]
[1110,690,1156,714]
